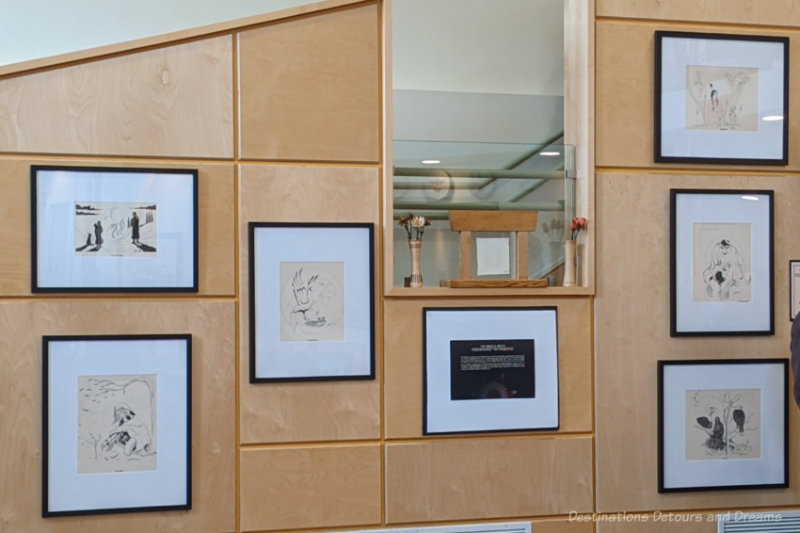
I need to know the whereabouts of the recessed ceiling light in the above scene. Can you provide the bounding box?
[762,115,783,122]
[421,159,441,165]
[540,151,560,157]
[741,195,760,201]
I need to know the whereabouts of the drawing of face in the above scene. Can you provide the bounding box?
[292,269,313,305]
[719,239,732,256]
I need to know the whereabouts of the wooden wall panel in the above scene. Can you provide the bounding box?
[384,297,593,438]
[0,159,235,297]
[0,300,235,533]
[385,436,593,523]
[197,164,237,296]
[596,21,800,170]
[239,444,381,532]
[238,164,380,443]
[595,171,800,513]
[597,0,798,26]
[0,37,233,158]
[238,2,380,162]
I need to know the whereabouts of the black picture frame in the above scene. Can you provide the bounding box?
[670,189,774,336]
[658,359,788,492]
[654,31,789,165]
[423,306,559,435]
[249,222,375,382]
[31,165,199,293]
[43,334,192,516]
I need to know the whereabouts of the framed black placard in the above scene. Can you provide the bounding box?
[670,189,774,336]
[31,165,199,292]
[423,307,559,435]
[658,359,788,492]
[655,31,788,165]
[43,334,191,516]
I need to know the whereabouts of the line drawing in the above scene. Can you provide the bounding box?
[75,202,157,256]
[77,374,157,474]
[686,388,761,461]
[279,262,345,342]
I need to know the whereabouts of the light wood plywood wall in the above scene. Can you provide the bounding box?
[0,1,602,532]
[594,1,800,529]
[0,300,237,533]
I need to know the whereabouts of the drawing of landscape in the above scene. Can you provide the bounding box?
[685,388,761,461]
[279,262,345,342]
[686,65,758,131]
[74,201,157,257]
[693,222,751,303]
[78,374,157,474]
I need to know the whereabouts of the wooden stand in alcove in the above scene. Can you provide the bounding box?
[441,210,548,288]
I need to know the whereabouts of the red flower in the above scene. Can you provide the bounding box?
[570,217,587,240]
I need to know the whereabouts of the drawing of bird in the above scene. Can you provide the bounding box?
[696,416,712,429]
[732,408,745,433]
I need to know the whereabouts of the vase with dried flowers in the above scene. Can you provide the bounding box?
[563,216,586,287]
[398,212,431,288]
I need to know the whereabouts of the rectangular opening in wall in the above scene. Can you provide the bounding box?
[390,0,574,289]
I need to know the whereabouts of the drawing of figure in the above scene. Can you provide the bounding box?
[131,211,140,244]
[78,375,157,474]
[279,262,345,342]
[94,220,103,247]
[291,268,326,327]
[75,202,158,256]
[702,238,748,300]
[100,403,153,459]
[686,389,760,461]
[686,66,757,131]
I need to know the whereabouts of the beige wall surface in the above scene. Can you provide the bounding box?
[0,37,233,159]
[385,436,594,523]
[597,0,799,26]
[0,300,236,533]
[240,444,382,531]
[238,1,380,163]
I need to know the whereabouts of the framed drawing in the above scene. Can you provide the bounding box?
[249,222,375,382]
[423,307,559,435]
[790,260,800,321]
[43,334,191,516]
[654,31,788,165]
[658,359,788,492]
[32,165,198,292]
[670,189,773,336]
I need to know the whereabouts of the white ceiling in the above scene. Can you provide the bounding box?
[2,0,565,101]
[0,0,316,67]
[392,0,564,96]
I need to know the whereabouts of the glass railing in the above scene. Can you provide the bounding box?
[392,140,575,288]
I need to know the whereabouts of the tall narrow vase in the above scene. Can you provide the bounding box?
[563,240,576,287]
[408,239,423,288]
